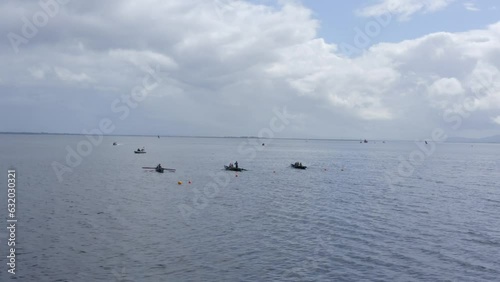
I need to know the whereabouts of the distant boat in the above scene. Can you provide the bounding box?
[224,165,246,172]
[112,142,117,146]
[291,162,307,169]
[158,135,160,139]
[425,141,428,144]
[134,147,146,154]
[364,139,368,143]
[142,166,176,173]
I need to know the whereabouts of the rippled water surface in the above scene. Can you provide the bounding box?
[0,134,499,281]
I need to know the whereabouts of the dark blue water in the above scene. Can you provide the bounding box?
[0,134,499,281]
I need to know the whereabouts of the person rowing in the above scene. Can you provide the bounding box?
[156,164,162,170]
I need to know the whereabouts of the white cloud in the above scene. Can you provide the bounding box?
[493,116,500,125]
[358,0,455,20]
[464,2,480,11]
[109,49,178,71]
[428,78,464,96]
[54,67,92,83]
[28,65,51,80]
[0,0,499,138]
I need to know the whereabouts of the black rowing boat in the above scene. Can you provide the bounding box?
[224,165,246,171]
[291,163,307,169]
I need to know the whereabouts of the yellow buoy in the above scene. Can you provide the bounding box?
[178,181,182,185]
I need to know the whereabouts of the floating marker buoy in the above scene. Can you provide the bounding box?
[188,181,192,184]
[178,181,182,185]
[273,171,276,173]
[235,174,238,177]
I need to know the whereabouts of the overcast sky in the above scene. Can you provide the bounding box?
[1,0,499,139]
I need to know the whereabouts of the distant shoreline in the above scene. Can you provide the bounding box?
[1,131,499,144]
[0,131,360,141]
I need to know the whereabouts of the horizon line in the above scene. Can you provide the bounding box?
[1,131,499,143]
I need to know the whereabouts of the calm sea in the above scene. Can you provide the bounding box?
[0,134,499,281]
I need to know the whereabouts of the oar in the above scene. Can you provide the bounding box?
[142,167,176,171]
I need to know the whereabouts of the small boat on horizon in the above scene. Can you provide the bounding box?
[113,142,117,146]
[142,166,175,173]
[224,165,245,171]
[134,147,146,154]
[291,162,307,169]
